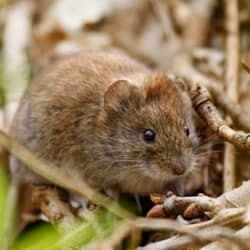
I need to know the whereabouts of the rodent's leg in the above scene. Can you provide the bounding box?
[31,185,75,227]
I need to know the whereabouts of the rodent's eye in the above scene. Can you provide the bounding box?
[143,129,156,143]
[184,126,190,137]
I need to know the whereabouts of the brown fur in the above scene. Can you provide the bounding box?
[10,51,199,195]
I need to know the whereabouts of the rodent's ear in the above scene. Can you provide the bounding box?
[104,80,140,112]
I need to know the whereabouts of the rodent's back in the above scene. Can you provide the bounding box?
[33,51,149,101]
[10,51,150,184]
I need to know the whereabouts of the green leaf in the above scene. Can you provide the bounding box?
[11,223,60,250]
[0,167,10,241]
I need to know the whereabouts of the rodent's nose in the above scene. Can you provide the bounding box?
[173,165,186,175]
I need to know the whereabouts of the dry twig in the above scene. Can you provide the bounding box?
[137,225,249,250]
[223,0,240,192]
[173,55,250,132]
[148,180,250,226]
[177,180,250,216]
[190,84,250,150]
[137,235,192,250]
[201,224,250,250]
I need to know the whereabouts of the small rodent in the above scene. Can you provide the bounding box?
[10,51,199,195]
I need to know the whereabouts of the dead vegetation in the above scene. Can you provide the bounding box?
[0,0,250,249]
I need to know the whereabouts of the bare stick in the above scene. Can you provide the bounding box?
[137,236,192,250]
[190,84,250,150]
[223,0,240,192]
[163,194,221,215]
[138,226,249,250]
[161,181,250,222]
[201,225,250,250]
[173,55,250,132]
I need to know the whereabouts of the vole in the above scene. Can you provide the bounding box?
[10,51,199,196]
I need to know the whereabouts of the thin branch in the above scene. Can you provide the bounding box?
[138,226,249,250]
[190,84,250,150]
[173,55,250,132]
[137,235,192,250]
[223,0,240,192]
[148,181,250,223]
[163,194,221,216]
[201,225,250,250]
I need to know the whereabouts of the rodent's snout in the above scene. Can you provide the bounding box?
[170,156,193,176]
